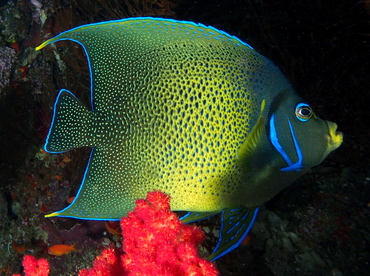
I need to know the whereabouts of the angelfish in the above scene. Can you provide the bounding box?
[36,17,343,260]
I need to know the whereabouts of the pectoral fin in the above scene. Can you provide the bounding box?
[237,99,267,167]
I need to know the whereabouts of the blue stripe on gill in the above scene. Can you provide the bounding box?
[269,114,303,171]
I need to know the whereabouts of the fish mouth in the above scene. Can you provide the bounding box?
[326,121,343,151]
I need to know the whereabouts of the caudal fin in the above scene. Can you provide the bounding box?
[45,89,93,153]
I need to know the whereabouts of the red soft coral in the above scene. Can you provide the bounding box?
[15,191,218,276]
[17,255,49,276]
[120,190,218,276]
[78,248,123,276]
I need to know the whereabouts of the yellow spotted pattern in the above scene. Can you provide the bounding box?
[40,18,286,219]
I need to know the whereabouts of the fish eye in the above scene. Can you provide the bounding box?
[295,103,313,122]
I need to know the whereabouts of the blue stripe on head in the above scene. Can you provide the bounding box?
[269,114,303,171]
[281,121,303,171]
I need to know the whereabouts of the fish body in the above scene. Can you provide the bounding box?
[12,240,28,253]
[48,243,77,256]
[105,221,122,237]
[37,17,342,259]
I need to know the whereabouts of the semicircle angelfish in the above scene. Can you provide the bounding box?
[36,17,343,260]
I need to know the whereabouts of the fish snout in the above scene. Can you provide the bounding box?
[325,121,343,151]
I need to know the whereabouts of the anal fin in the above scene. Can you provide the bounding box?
[208,206,259,261]
[180,210,220,223]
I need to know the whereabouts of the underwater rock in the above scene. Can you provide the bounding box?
[0,190,7,221]
[0,46,16,92]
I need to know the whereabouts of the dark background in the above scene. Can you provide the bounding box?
[0,0,369,275]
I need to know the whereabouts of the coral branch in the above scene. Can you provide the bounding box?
[120,191,218,275]
[78,248,123,276]
[15,255,50,276]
